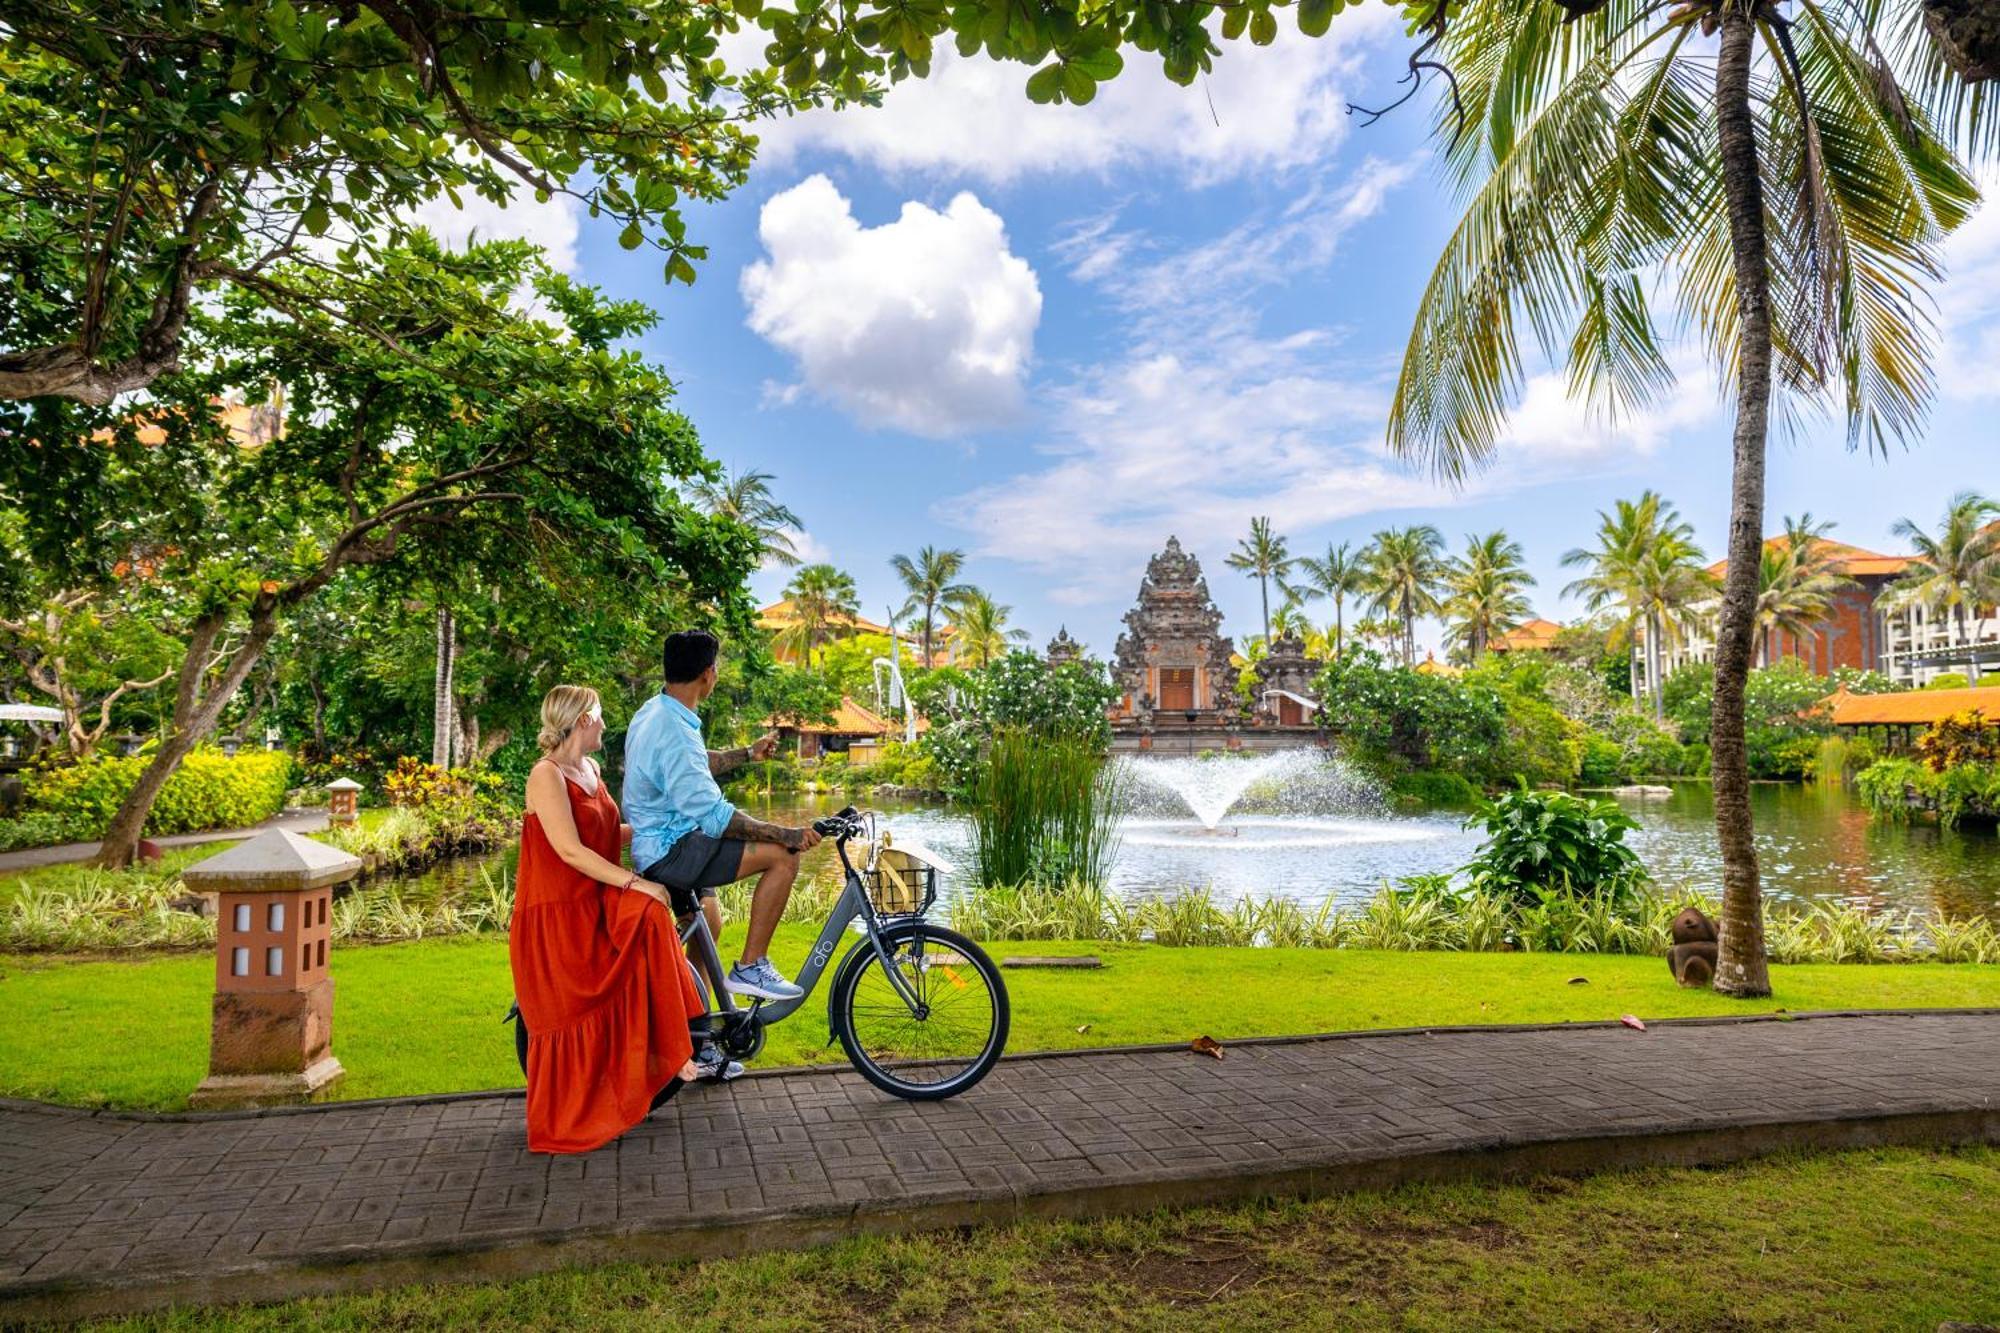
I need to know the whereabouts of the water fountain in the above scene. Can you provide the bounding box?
[1120,750,1332,828]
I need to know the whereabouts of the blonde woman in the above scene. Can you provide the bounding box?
[508,685,705,1154]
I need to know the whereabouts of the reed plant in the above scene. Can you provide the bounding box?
[969,729,1123,891]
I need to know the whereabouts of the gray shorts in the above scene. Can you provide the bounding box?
[643,832,747,916]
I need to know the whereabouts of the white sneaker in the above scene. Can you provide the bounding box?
[725,957,803,1001]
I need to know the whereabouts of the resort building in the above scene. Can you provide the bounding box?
[1828,683,2000,750]
[1632,533,1997,692]
[764,694,921,760]
[756,601,958,667]
[1489,618,1563,655]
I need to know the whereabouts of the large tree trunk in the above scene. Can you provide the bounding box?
[1708,6,1774,998]
[432,606,456,769]
[1924,0,2000,81]
[1260,577,1272,645]
[93,605,281,867]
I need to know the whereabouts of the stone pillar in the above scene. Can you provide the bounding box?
[183,829,360,1109]
[326,777,361,826]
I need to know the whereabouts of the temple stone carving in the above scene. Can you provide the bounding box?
[1254,635,1322,726]
[1111,537,1238,731]
[1045,626,1084,668]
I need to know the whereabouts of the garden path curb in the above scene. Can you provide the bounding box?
[0,1008,1994,1322]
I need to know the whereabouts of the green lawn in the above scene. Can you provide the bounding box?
[78,1145,2000,1330]
[2,926,1994,1110]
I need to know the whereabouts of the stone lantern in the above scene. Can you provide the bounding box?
[182,829,359,1108]
[326,777,361,826]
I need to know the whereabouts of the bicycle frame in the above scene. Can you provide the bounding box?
[679,828,926,1039]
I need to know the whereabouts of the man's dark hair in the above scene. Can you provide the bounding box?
[662,629,720,684]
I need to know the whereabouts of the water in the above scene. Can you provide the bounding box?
[368,767,2000,922]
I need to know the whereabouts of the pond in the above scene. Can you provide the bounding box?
[367,763,2000,923]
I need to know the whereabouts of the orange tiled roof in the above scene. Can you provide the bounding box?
[1490,617,1563,652]
[770,695,928,736]
[1828,685,2000,727]
[1707,535,1914,580]
[755,600,890,638]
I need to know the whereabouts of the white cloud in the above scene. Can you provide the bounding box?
[411,188,582,274]
[741,174,1042,436]
[944,157,1453,601]
[737,12,1400,186]
[1937,171,2000,402]
[1496,358,1722,461]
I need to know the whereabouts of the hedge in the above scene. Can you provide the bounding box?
[23,749,296,838]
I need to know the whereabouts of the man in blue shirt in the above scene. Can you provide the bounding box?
[625,630,820,1004]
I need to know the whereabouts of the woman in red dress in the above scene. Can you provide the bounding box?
[509,684,704,1154]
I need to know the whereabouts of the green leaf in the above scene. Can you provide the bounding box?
[1025,63,1064,104]
[1299,0,1337,38]
[618,221,644,250]
[1250,10,1277,45]
[1221,7,1249,40]
[1062,63,1097,104]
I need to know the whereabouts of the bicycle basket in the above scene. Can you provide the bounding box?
[863,846,936,917]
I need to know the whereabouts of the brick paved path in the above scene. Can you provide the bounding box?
[2,1010,1996,1319]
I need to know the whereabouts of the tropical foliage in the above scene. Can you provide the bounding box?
[1459,786,1649,908]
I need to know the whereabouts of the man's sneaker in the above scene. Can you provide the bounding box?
[693,1041,745,1084]
[725,957,804,1001]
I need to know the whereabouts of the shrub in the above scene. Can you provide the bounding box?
[1460,784,1648,907]
[24,749,295,837]
[1577,735,1624,786]
[1389,770,1482,811]
[0,811,99,852]
[1856,755,2000,829]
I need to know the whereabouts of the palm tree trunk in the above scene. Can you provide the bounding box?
[1708,5,1774,999]
[431,606,456,770]
[1259,576,1272,644]
[1334,597,1344,659]
[1647,610,1664,719]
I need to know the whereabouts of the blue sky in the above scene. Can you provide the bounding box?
[426,21,2000,658]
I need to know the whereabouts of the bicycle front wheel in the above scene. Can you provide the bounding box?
[832,922,1009,1100]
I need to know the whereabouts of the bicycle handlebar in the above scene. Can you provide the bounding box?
[811,806,866,840]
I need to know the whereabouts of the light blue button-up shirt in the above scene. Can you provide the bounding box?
[623,693,736,872]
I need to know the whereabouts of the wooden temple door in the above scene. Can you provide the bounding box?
[1277,696,1304,726]
[1159,668,1196,711]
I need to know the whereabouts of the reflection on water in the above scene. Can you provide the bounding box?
[368,781,2000,923]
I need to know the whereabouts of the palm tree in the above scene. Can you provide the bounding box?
[1562,493,1712,718]
[777,564,859,663]
[1384,0,1987,997]
[1269,600,1312,642]
[889,546,972,668]
[1287,542,1366,659]
[1361,526,1447,668]
[945,588,1029,668]
[1886,491,2000,680]
[691,467,803,567]
[1226,517,1295,644]
[1442,531,1536,663]
[1753,514,1857,666]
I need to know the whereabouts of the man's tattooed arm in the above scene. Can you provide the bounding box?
[707,746,752,778]
[724,808,808,850]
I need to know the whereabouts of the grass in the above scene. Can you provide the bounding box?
[71,1145,2000,1330]
[2,927,1995,1111]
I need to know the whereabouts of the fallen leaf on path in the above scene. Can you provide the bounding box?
[1191,1035,1225,1060]
[1567,976,1589,985]
[1619,1015,1647,1032]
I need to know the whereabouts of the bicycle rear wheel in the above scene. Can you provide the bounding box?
[831,922,1009,1100]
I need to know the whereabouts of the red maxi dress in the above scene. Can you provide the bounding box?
[509,772,704,1154]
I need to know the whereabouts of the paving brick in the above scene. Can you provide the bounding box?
[1,1011,1995,1306]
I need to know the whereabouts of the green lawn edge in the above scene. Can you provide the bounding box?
[3,925,1996,1111]
[70,1145,2000,1331]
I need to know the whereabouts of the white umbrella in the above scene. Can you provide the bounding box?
[0,704,64,724]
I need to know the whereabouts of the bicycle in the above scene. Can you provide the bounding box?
[507,806,1011,1101]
